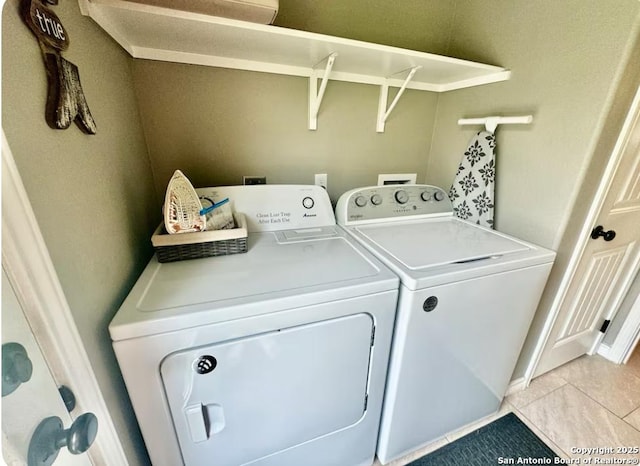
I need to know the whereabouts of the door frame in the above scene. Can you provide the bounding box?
[2,131,128,465]
[524,83,640,384]
[600,290,640,364]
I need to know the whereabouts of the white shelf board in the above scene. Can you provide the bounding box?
[82,0,511,92]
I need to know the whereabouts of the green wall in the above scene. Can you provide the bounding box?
[2,0,156,463]
[133,0,640,250]
[274,0,455,54]
[3,0,640,463]
[132,0,458,202]
[428,0,640,248]
[132,62,438,203]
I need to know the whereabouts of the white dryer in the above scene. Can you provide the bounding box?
[335,184,555,465]
[110,185,399,466]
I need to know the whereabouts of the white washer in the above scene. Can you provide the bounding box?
[336,184,556,465]
[110,185,399,466]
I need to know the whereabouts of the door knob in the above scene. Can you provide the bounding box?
[28,412,98,466]
[591,225,616,242]
[2,342,33,396]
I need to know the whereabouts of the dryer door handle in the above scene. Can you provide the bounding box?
[205,403,226,435]
[185,403,226,443]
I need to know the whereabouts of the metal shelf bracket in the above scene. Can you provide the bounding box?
[308,53,338,130]
[376,66,421,133]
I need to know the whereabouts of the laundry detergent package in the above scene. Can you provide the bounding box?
[205,200,235,230]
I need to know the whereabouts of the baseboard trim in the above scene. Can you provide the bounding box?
[597,342,614,361]
[505,377,527,396]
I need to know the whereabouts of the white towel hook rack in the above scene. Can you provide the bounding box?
[457,115,533,133]
[309,52,338,131]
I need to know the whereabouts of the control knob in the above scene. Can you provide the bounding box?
[433,191,446,202]
[371,194,383,206]
[394,190,409,204]
[420,191,432,202]
[354,195,368,207]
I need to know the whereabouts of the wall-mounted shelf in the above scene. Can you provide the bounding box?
[79,0,511,131]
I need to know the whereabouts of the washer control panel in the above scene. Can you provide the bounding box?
[335,185,453,225]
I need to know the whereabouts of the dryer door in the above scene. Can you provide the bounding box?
[160,313,374,466]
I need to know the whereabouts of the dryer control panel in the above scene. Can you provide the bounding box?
[197,185,335,233]
[335,185,453,225]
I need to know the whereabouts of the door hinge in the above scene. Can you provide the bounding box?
[370,326,376,346]
[599,319,611,334]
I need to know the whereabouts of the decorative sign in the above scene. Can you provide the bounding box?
[22,0,97,134]
[23,0,68,52]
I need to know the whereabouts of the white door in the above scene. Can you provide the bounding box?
[2,268,94,465]
[534,86,640,377]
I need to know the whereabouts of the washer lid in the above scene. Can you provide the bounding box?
[355,218,530,270]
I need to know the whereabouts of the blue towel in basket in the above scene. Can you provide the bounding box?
[449,131,496,228]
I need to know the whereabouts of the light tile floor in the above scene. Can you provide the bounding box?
[375,348,640,465]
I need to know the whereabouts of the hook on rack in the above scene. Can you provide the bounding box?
[457,115,533,133]
[308,53,338,131]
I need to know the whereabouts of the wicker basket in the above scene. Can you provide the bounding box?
[152,213,248,263]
